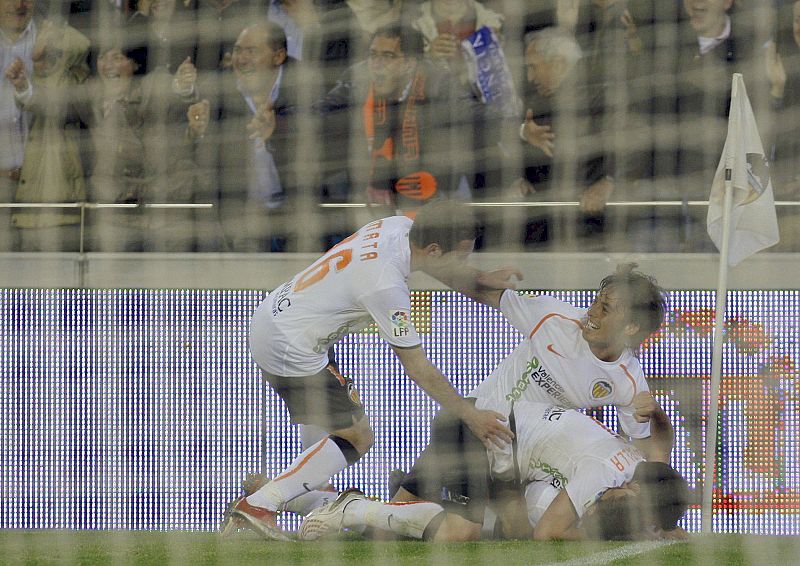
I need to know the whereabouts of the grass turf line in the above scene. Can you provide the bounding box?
[1,531,799,565]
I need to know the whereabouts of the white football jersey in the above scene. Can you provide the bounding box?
[469,291,651,439]
[250,216,421,377]
[500,402,645,519]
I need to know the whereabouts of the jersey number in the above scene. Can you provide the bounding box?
[292,233,359,292]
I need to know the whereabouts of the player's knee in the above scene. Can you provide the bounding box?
[348,416,375,454]
[330,419,373,463]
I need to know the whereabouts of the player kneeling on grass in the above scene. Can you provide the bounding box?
[221,198,516,540]
[298,393,689,541]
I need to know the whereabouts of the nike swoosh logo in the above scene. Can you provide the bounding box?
[303,482,312,492]
[547,343,565,358]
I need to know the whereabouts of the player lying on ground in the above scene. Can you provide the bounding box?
[222,198,517,539]
[522,475,690,541]
[299,394,688,541]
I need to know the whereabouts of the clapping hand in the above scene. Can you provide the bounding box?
[173,57,197,96]
[4,57,29,93]
[766,41,786,99]
[246,95,276,142]
[186,99,210,139]
[429,33,459,61]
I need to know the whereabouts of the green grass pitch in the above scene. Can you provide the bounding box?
[1,531,799,565]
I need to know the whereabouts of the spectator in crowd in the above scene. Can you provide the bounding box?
[769,0,800,191]
[765,0,800,251]
[193,0,268,75]
[10,29,197,252]
[190,21,306,251]
[625,0,761,252]
[5,19,90,251]
[80,36,199,251]
[268,0,364,244]
[493,27,613,251]
[412,0,503,82]
[127,0,197,76]
[345,0,403,35]
[126,0,203,250]
[315,24,488,215]
[1,0,38,251]
[268,0,361,86]
[573,0,646,173]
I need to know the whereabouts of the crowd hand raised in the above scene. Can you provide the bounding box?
[579,177,613,214]
[186,99,210,139]
[429,33,459,60]
[620,9,642,55]
[522,109,555,158]
[464,407,514,450]
[4,57,29,93]
[766,41,786,99]
[173,57,198,96]
[246,96,276,142]
[476,267,523,291]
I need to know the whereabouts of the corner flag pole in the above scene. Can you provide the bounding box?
[702,165,735,533]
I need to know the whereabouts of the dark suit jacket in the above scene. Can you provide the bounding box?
[315,59,490,209]
[196,57,305,250]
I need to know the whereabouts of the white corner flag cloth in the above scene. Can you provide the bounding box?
[706,73,779,267]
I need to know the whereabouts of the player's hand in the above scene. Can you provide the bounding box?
[632,391,660,423]
[4,57,29,93]
[464,407,514,449]
[476,267,523,291]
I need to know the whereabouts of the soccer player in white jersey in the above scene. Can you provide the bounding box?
[225,199,516,540]
[299,394,688,542]
[466,262,670,462]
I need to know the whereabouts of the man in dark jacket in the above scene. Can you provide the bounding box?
[315,24,488,215]
[194,21,305,251]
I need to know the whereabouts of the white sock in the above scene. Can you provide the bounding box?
[284,488,336,516]
[247,437,348,511]
[343,499,444,539]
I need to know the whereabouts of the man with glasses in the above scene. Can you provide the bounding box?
[315,24,488,214]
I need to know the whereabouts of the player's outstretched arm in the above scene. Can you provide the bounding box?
[433,266,523,309]
[392,345,513,449]
[631,392,674,463]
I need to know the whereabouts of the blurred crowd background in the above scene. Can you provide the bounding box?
[0,0,798,254]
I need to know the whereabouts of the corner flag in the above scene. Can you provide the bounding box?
[706,73,779,267]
